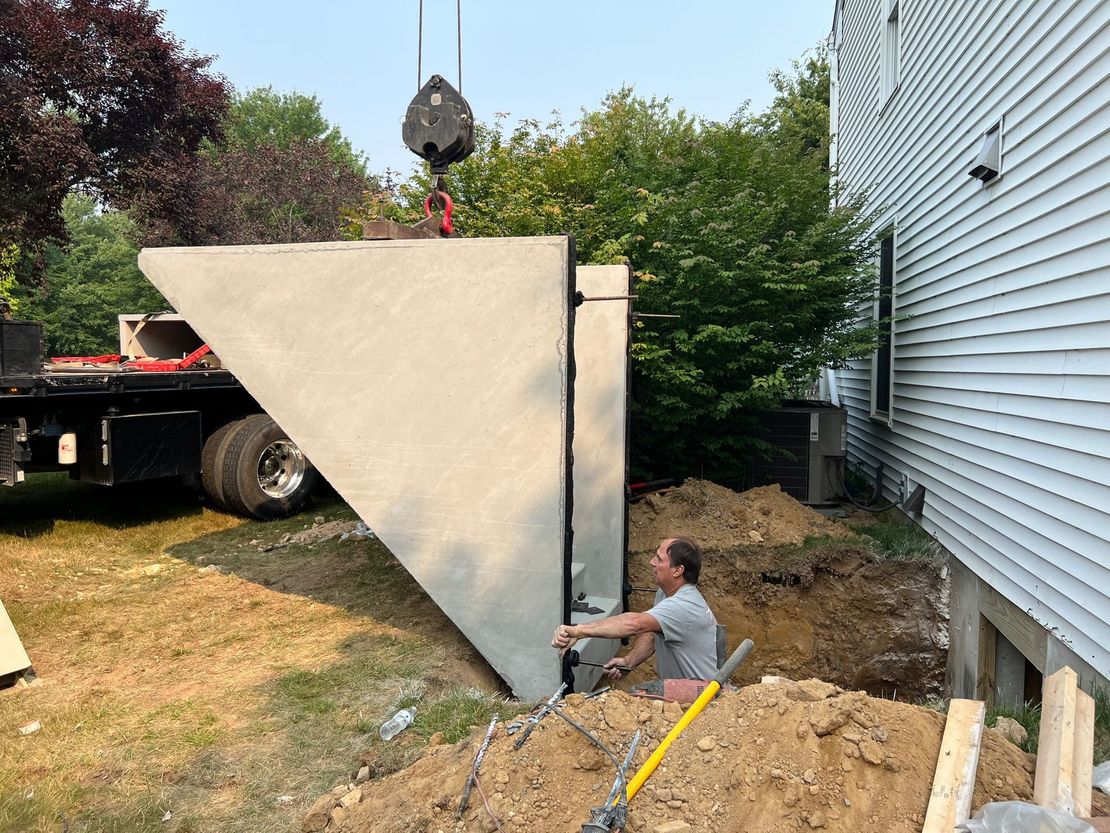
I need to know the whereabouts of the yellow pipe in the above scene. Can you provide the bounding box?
[621,638,754,803]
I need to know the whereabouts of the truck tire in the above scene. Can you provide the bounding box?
[221,414,317,520]
[201,418,244,510]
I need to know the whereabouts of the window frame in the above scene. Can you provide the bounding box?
[880,0,901,105]
[870,231,896,425]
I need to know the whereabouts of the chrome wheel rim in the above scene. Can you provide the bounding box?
[256,439,306,499]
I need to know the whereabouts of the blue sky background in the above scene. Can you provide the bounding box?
[152,1,834,176]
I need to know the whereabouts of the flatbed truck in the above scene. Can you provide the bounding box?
[0,314,316,519]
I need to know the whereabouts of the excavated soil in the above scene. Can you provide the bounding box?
[626,481,948,700]
[324,682,1035,833]
[629,481,855,551]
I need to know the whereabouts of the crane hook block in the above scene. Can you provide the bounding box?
[402,74,475,175]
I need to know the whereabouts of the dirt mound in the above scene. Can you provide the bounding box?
[323,683,1033,833]
[629,480,855,552]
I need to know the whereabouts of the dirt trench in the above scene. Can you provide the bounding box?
[624,480,948,701]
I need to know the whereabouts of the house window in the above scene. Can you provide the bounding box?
[881,0,900,101]
[872,233,895,420]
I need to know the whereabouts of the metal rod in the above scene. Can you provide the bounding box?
[632,313,680,319]
[457,714,498,816]
[457,0,463,91]
[580,295,638,302]
[513,682,567,750]
[604,730,642,807]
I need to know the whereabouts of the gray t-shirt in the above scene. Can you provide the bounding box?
[647,583,718,680]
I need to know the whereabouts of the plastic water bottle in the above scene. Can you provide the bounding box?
[379,707,415,741]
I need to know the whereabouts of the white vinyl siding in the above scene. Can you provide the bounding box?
[834,0,1110,680]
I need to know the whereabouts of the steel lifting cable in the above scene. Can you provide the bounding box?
[417,0,423,90]
[416,0,463,91]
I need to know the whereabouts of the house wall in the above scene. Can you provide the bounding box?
[831,0,1110,688]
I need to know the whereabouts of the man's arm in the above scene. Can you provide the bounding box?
[551,611,660,651]
[603,632,656,678]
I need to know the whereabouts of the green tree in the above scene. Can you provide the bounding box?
[0,245,19,315]
[388,54,879,478]
[221,86,367,177]
[14,194,168,356]
[133,87,373,246]
[0,0,229,256]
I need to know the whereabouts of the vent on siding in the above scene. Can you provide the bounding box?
[969,118,1003,183]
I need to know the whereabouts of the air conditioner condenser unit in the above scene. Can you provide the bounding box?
[748,401,847,505]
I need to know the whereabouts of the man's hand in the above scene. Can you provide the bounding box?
[551,624,577,653]
[603,657,632,679]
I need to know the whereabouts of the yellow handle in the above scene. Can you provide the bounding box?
[620,637,754,803]
[623,680,720,801]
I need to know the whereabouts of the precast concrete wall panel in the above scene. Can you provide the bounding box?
[139,237,575,699]
[567,265,631,691]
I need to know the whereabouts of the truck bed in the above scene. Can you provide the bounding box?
[0,367,241,397]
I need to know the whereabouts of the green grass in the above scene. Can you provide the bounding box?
[856,517,945,561]
[0,473,510,833]
[409,688,526,745]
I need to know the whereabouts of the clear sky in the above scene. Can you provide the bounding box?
[152,1,834,176]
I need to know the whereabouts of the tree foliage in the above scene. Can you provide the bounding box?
[138,140,370,246]
[135,87,373,246]
[0,0,230,253]
[388,53,878,477]
[13,194,168,356]
[222,86,367,176]
[0,245,19,314]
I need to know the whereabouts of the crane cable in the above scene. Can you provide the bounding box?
[416,0,464,92]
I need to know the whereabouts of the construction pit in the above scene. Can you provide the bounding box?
[296,480,993,833]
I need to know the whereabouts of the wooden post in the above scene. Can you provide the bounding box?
[1073,688,1095,817]
[921,698,987,833]
[1033,666,1095,816]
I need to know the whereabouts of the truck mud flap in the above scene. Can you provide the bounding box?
[0,418,29,486]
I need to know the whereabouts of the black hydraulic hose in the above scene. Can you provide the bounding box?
[834,457,900,513]
[549,706,627,810]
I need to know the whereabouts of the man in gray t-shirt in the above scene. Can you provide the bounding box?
[551,537,718,680]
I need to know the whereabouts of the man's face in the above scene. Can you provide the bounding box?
[650,538,680,586]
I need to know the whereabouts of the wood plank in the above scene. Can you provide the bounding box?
[976,614,997,706]
[921,698,987,833]
[980,585,1047,672]
[1079,819,1110,833]
[1073,688,1095,817]
[1034,667,1079,812]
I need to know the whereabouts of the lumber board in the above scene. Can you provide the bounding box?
[975,615,997,706]
[1080,818,1110,833]
[921,698,986,833]
[1073,688,1095,817]
[1035,667,1080,812]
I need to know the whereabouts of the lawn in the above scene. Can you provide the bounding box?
[0,475,508,833]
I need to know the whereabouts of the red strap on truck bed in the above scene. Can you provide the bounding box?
[122,344,212,372]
